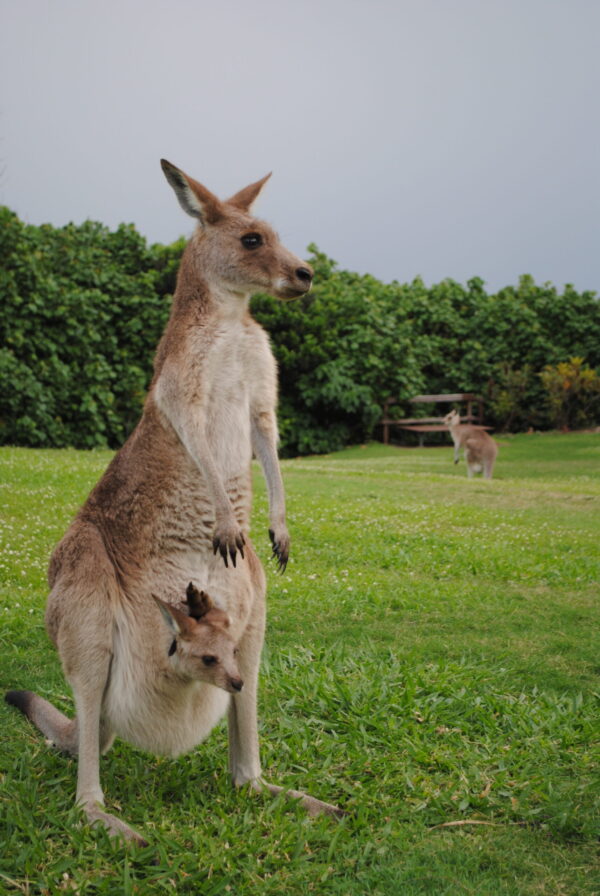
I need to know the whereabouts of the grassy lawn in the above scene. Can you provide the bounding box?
[0,432,599,894]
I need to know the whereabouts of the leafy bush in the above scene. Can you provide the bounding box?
[252,246,423,455]
[1,207,599,453]
[540,357,600,430]
[486,363,534,432]
[254,260,600,452]
[0,208,176,447]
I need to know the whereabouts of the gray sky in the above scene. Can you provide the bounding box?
[1,0,598,293]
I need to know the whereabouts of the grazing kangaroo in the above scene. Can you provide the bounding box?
[444,409,498,479]
[5,160,339,845]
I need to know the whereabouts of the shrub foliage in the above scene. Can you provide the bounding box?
[1,208,599,454]
[0,207,180,448]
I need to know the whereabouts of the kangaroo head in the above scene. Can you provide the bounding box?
[153,587,243,694]
[444,410,460,427]
[161,159,313,300]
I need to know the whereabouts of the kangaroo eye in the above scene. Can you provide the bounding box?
[202,655,218,667]
[241,232,263,250]
[234,647,240,656]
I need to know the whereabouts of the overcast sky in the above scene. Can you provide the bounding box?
[1,0,598,293]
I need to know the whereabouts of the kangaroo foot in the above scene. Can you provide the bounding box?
[83,802,148,847]
[249,778,344,818]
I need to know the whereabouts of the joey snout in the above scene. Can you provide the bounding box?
[227,675,244,694]
[197,643,243,693]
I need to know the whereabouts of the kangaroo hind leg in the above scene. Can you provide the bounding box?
[51,558,145,844]
[227,595,264,789]
[228,590,342,818]
[69,646,146,845]
[61,601,145,845]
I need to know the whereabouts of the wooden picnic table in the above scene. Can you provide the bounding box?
[380,393,488,446]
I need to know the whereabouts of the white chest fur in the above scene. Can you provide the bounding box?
[202,319,254,477]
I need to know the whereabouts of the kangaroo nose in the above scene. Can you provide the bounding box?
[295,267,313,284]
[231,677,244,692]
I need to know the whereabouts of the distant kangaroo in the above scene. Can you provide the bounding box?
[6,160,339,845]
[444,409,498,479]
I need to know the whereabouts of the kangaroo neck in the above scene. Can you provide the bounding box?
[173,241,251,322]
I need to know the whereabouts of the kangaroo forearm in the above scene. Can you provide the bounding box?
[252,415,289,570]
[180,429,234,520]
[156,389,234,521]
[251,418,286,526]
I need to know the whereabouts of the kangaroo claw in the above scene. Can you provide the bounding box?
[213,529,246,568]
[269,529,289,573]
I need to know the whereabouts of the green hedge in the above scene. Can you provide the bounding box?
[1,208,599,455]
[253,246,600,453]
[0,207,181,448]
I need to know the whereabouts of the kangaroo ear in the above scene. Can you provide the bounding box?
[160,159,224,225]
[205,607,231,628]
[185,582,214,620]
[153,595,192,636]
[227,173,271,213]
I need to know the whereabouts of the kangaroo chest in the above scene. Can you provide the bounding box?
[201,321,254,472]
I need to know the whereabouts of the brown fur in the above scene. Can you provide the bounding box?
[6,161,340,844]
[444,410,498,479]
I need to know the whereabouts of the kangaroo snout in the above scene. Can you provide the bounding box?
[229,676,244,693]
[277,262,313,300]
[295,266,313,285]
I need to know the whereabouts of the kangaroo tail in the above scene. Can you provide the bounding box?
[6,690,77,755]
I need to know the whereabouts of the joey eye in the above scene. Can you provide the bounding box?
[241,232,263,250]
[234,647,240,656]
[202,655,218,667]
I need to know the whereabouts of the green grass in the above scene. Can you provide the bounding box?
[1,432,599,895]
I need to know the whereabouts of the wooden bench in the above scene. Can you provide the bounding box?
[380,393,487,446]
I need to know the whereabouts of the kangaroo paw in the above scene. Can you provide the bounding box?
[212,526,245,568]
[268,528,289,573]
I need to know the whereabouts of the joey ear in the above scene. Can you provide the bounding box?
[160,159,224,225]
[153,595,192,637]
[227,173,272,212]
[206,607,231,628]
[186,582,214,620]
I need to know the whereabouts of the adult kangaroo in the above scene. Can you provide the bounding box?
[444,409,498,479]
[6,160,339,845]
